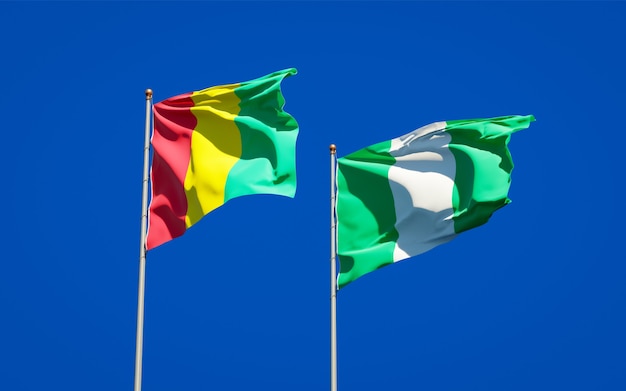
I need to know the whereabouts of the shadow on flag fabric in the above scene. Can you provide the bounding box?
[336,115,535,289]
[147,68,299,250]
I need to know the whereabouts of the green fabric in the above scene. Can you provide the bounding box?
[336,140,398,289]
[447,115,535,233]
[225,68,299,202]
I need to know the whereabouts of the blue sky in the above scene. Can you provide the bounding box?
[1,2,624,390]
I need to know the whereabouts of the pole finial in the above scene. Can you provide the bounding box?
[330,144,336,154]
[145,89,153,99]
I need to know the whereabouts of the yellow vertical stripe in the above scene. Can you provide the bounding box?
[184,83,242,227]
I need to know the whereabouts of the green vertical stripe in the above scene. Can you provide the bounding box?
[225,69,299,201]
[447,115,534,233]
[336,141,398,289]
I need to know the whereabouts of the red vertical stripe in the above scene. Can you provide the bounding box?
[146,92,196,250]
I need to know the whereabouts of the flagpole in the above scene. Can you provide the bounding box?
[330,144,338,391]
[134,88,152,391]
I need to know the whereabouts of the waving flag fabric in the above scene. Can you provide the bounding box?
[147,69,299,250]
[336,115,534,288]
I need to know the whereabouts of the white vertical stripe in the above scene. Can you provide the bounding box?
[388,122,457,262]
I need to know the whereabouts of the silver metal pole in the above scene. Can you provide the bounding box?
[134,88,152,391]
[330,144,338,391]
